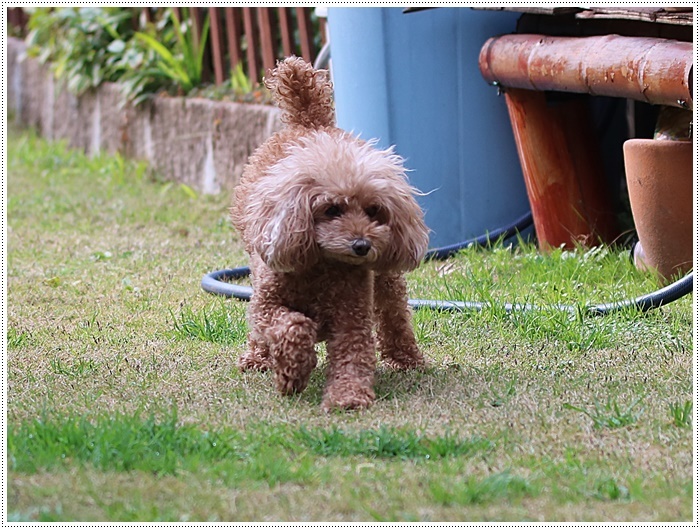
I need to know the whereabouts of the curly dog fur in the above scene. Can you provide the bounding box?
[231,57,430,411]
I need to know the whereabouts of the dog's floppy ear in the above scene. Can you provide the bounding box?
[361,148,430,272]
[377,187,430,272]
[242,172,320,272]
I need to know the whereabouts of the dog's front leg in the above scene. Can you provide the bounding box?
[322,293,376,411]
[266,306,318,396]
[241,287,318,395]
[374,272,425,369]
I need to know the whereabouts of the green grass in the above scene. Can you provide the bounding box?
[294,425,492,459]
[6,412,690,521]
[171,300,248,346]
[7,125,693,522]
[8,413,318,487]
[668,400,693,428]
[563,397,645,429]
[8,413,490,475]
[428,471,536,506]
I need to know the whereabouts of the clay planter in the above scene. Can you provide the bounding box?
[623,138,693,283]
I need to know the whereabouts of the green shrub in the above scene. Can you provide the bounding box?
[25,7,136,95]
[24,7,231,105]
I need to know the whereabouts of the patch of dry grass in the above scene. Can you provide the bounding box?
[6,126,693,521]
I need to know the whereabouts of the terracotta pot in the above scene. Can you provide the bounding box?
[623,138,693,283]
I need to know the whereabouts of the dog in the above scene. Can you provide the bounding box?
[231,57,429,411]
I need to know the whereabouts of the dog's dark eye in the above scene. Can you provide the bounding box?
[324,205,343,218]
[365,205,380,218]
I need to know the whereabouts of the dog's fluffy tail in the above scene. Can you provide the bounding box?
[265,56,334,129]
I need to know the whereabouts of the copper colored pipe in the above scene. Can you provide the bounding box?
[479,34,693,109]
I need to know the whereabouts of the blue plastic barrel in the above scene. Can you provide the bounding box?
[327,7,530,248]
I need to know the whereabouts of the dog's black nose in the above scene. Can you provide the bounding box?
[352,238,372,256]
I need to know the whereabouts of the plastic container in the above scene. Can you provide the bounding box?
[327,7,529,247]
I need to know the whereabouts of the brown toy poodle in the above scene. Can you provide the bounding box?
[231,57,429,411]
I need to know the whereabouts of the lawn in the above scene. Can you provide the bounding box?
[6,125,693,522]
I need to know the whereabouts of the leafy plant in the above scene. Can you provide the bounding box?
[23,7,286,106]
[25,7,136,95]
[25,7,217,105]
[127,9,210,102]
[230,63,253,96]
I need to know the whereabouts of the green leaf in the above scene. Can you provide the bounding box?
[193,15,210,82]
[156,60,190,89]
[179,184,198,200]
[134,32,178,68]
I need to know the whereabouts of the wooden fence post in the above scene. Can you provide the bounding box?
[242,7,260,82]
[208,7,225,85]
[278,7,296,58]
[295,7,315,64]
[224,7,243,73]
[256,7,277,75]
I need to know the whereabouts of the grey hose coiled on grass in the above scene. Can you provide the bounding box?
[406,272,693,315]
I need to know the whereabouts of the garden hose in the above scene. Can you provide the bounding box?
[406,272,693,316]
[201,210,693,315]
[423,211,533,261]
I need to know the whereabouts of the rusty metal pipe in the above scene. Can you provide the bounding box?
[479,34,693,109]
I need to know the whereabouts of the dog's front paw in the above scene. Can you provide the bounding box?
[321,384,375,412]
[274,353,318,396]
[270,312,318,395]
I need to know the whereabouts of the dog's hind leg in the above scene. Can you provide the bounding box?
[374,272,425,369]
